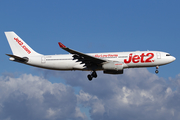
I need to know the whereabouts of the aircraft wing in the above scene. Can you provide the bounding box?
[58,42,107,67]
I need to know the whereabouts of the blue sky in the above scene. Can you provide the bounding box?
[0,1,180,120]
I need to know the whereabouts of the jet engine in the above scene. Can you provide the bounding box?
[102,62,124,74]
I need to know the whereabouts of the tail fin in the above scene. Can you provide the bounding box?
[5,31,42,57]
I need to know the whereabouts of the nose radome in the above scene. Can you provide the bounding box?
[172,56,176,61]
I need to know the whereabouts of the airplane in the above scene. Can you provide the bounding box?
[5,31,176,81]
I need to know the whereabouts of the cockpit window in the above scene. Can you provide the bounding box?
[166,54,171,56]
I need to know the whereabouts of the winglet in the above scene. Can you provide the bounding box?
[58,42,66,48]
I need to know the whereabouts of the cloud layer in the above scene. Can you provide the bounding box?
[0,74,86,120]
[1,68,180,120]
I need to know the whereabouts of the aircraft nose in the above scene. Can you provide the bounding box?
[172,57,176,61]
[172,56,176,61]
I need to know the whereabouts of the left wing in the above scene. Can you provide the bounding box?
[58,42,107,67]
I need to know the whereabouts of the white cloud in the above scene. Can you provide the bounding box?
[43,68,180,120]
[0,74,87,120]
[2,68,180,120]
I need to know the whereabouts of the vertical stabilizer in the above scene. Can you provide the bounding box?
[5,31,42,57]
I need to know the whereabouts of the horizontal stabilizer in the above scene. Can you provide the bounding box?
[6,54,29,63]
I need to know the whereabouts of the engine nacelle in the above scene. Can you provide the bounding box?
[102,62,124,74]
[102,62,123,71]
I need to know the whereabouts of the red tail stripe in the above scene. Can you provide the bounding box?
[58,42,66,48]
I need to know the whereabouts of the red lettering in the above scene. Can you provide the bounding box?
[132,55,140,63]
[124,53,154,64]
[14,38,31,54]
[145,53,154,62]
[124,53,132,63]
[95,55,98,57]
[140,53,145,63]
[18,41,23,46]
[103,55,107,57]
[22,45,31,54]
[14,38,22,45]
[14,38,18,41]
[95,54,118,58]
[115,63,122,65]
[26,49,31,54]
[114,54,118,57]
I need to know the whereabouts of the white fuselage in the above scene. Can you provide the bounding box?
[5,31,176,80]
[25,51,176,71]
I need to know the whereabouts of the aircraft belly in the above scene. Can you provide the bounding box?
[127,62,154,68]
[27,57,75,70]
[44,61,74,70]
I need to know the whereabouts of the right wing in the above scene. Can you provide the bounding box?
[58,42,107,67]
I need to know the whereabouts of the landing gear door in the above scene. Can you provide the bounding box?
[157,53,161,59]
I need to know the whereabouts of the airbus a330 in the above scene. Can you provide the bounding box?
[5,32,176,81]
